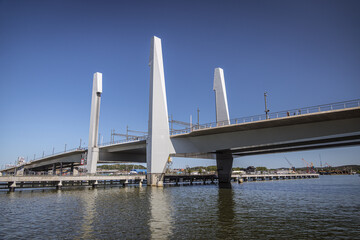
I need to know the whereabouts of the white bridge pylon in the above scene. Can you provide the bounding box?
[214,68,230,125]
[147,36,175,186]
[87,72,102,174]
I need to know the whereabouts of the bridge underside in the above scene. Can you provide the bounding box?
[98,149,146,163]
[26,162,82,172]
[172,134,360,160]
[231,134,360,156]
[99,140,146,163]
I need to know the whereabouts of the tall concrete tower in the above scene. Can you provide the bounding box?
[147,36,173,186]
[213,68,230,125]
[87,72,102,174]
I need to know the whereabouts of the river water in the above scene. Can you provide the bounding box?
[1,175,359,239]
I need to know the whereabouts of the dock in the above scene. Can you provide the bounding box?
[0,173,320,192]
[164,174,216,185]
[0,175,146,192]
[164,173,319,185]
[232,173,319,183]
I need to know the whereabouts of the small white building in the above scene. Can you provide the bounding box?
[276,169,293,174]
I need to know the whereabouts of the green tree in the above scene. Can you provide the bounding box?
[206,166,217,172]
[256,166,268,172]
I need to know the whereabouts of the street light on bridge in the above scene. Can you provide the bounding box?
[264,92,270,119]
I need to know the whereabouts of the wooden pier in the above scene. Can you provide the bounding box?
[163,173,319,185]
[0,175,146,192]
[232,173,319,183]
[164,174,216,185]
[0,173,320,192]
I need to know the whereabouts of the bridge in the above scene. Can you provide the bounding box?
[2,36,360,186]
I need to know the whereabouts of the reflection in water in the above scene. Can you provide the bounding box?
[1,176,359,239]
[217,185,237,239]
[149,188,173,239]
[218,182,232,189]
[80,189,98,239]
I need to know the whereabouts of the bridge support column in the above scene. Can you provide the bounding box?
[123,179,128,187]
[73,167,78,176]
[87,72,102,174]
[216,151,233,183]
[8,181,16,192]
[70,164,74,176]
[147,173,165,187]
[60,162,63,176]
[92,180,98,188]
[146,36,174,186]
[56,180,62,190]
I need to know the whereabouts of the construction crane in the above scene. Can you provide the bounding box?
[301,158,316,173]
[302,158,310,173]
[325,162,332,168]
[284,157,296,173]
[309,162,316,173]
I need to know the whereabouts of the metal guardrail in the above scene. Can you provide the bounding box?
[30,147,87,162]
[170,99,360,135]
[100,136,148,147]
[97,99,360,144]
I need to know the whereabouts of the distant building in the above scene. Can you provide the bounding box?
[276,169,293,174]
[232,170,246,175]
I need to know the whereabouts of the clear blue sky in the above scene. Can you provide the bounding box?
[0,0,359,169]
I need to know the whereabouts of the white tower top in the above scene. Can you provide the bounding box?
[213,68,230,125]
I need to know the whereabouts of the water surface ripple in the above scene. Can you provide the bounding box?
[1,175,359,239]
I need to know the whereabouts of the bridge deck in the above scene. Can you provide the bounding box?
[172,106,360,138]
[2,103,359,175]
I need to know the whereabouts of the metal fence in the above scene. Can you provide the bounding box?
[100,136,148,147]
[171,99,360,136]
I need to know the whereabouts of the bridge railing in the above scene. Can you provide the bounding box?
[27,147,88,163]
[0,147,88,171]
[171,99,360,135]
[100,136,148,147]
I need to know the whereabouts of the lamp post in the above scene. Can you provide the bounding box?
[264,92,269,119]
